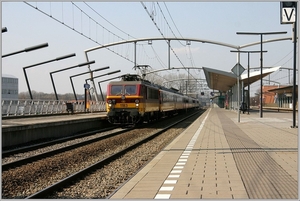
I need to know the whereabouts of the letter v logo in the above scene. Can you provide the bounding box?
[283,8,295,23]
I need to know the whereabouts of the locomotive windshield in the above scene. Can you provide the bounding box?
[125,85,136,95]
[110,85,137,95]
[111,85,123,95]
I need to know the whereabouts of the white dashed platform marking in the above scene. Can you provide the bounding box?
[154,109,211,199]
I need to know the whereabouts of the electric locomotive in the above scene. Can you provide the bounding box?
[106,74,200,125]
[106,74,160,125]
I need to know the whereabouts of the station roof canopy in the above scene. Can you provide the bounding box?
[267,85,298,94]
[203,66,281,92]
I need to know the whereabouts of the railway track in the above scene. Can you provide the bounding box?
[2,126,117,157]
[2,109,204,199]
[2,127,131,171]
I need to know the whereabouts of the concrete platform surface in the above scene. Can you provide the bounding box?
[110,108,298,199]
[2,112,107,128]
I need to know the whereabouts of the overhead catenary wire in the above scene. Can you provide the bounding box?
[24,1,170,83]
[84,2,136,40]
[25,2,134,64]
[83,2,167,71]
[141,2,202,89]
[141,2,185,67]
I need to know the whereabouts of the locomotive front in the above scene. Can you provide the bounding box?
[106,80,142,125]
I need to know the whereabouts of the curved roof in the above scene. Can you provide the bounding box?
[203,66,280,92]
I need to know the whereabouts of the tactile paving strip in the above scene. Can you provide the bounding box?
[218,112,298,199]
[155,109,249,199]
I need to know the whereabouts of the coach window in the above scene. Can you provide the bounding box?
[125,85,136,95]
[111,85,123,95]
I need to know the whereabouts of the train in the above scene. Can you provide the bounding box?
[106,74,200,125]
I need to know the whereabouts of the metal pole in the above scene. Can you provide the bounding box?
[2,43,48,58]
[69,66,111,101]
[188,68,189,95]
[134,42,137,68]
[23,53,76,100]
[86,79,92,100]
[50,73,59,100]
[23,68,33,100]
[84,88,87,112]
[247,52,250,115]
[260,34,263,118]
[70,77,77,102]
[84,51,98,102]
[168,40,170,69]
[237,52,240,123]
[98,82,104,101]
[186,81,188,95]
[292,5,297,127]
[230,50,266,115]
[236,31,287,118]
[49,60,95,100]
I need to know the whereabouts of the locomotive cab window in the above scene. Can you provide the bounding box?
[125,85,136,95]
[111,85,123,95]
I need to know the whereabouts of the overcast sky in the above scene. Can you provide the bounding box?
[1,1,298,97]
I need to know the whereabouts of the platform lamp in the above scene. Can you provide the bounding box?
[2,43,48,58]
[85,70,121,101]
[49,60,96,100]
[69,66,110,101]
[23,53,76,100]
[236,31,287,118]
[230,50,267,115]
[97,75,122,101]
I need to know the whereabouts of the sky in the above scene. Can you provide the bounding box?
[1,1,298,98]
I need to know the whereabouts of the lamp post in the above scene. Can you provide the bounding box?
[236,31,287,118]
[2,43,49,58]
[49,60,96,100]
[230,50,267,114]
[69,66,110,101]
[23,53,76,100]
[85,70,121,101]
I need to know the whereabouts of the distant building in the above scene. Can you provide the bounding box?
[262,85,283,104]
[2,74,18,101]
[267,85,298,109]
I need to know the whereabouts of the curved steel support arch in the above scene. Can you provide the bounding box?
[238,37,292,49]
[84,36,292,100]
[145,66,203,75]
[84,37,239,54]
[84,37,238,101]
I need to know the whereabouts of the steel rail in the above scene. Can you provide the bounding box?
[2,128,132,171]
[2,127,116,157]
[26,110,203,199]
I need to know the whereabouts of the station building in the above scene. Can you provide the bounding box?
[2,74,18,101]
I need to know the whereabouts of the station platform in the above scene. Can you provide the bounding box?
[111,107,298,199]
[2,112,108,148]
[2,112,107,129]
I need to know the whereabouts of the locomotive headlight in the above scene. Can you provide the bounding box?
[135,99,139,107]
[108,100,112,107]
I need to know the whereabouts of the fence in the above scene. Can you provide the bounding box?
[1,99,107,117]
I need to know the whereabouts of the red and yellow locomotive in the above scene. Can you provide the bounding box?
[106,74,199,125]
